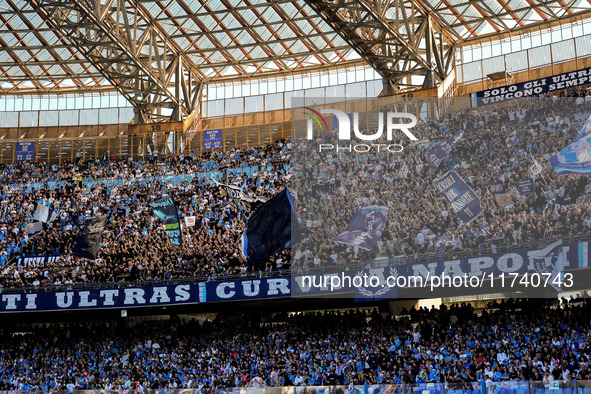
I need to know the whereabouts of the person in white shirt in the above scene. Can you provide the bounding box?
[270,368,280,387]
[412,330,421,343]
[293,373,306,386]
[543,370,555,387]
[313,256,321,267]
[416,232,425,245]
[497,350,508,363]
[251,375,263,388]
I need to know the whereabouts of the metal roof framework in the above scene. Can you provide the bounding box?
[0,0,589,120]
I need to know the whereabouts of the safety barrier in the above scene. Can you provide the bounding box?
[3,380,591,394]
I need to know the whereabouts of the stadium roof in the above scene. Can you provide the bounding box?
[0,0,361,95]
[0,0,590,120]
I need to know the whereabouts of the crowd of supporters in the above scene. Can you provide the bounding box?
[1,97,591,289]
[293,97,591,267]
[0,298,590,390]
[0,143,290,290]
[0,146,287,187]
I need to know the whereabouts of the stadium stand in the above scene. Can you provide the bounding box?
[295,95,591,268]
[0,299,589,390]
[3,0,591,391]
[1,95,591,293]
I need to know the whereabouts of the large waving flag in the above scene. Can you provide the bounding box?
[33,204,57,223]
[332,206,388,251]
[213,178,268,219]
[150,197,182,246]
[427,130,464,172]
[73,215,108,259]
[241,188,300,262]
[27,203,57,238]
[549,113,591,174]
[26,221,45,237]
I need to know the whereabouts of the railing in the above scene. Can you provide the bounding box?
[0,124,290,164]
[292,233,591,275]
[4,233,591,295]
[3,381,591,394]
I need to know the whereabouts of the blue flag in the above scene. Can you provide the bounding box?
[434,171,482,224]
[490,181,504,194]
[516,178,535,196]
[549,112,591,174]
[332,206,389,251]
[241,188,300,262]
[427,130,464,171]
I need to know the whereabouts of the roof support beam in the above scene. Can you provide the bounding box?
[302,0,455,95]
[26,0,202,124]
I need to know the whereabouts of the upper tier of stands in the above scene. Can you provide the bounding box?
[2,93,591,292]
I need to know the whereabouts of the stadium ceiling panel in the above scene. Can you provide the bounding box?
[0,0,588,109]
[0,0,359,99]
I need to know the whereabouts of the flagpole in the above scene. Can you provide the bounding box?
[532,157,548,186]
[540,174,549,187]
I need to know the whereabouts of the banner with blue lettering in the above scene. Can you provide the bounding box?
[471,66,591,106]
[4,239,591,311]
[203,129,222,150]
[332,206,389,251]
[291,241,573,298]
[548,113,591,174]
[516,178,535,195]
[290,267,400,300]
[434,171,482,224]
[427,131,464,171]
[14,142,35,161]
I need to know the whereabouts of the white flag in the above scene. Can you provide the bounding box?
[32,204,56,223]
[26,221,44,237]
[184,216,196,227]
[530,158,543,176]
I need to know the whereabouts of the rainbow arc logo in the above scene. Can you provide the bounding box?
[303,107,328,133]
